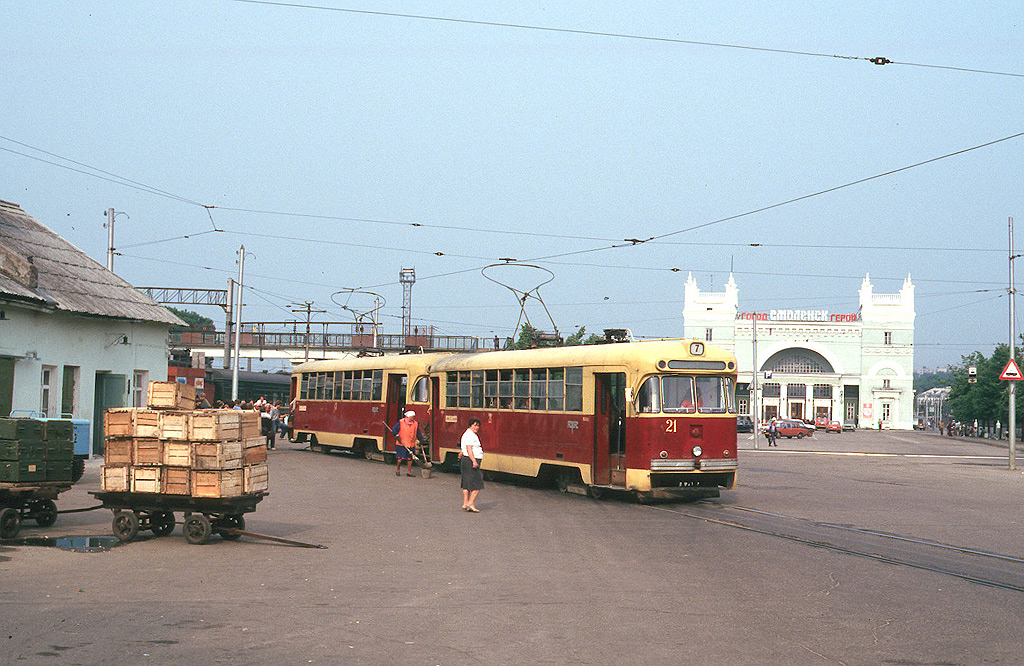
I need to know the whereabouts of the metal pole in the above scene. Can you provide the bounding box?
[224,278,234,370]
[1010,216,1016,470]
[751,314,758,447]
[231,246,245,401]
[106,208,115,271]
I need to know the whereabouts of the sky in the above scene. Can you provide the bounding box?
[2,1,1022,371]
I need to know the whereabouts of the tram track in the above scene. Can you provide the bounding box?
[650,501,1024,593]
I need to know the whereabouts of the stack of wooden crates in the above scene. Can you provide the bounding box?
[0,417,74,483]
[101,382,269,497]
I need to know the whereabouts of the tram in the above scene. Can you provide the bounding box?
[429,339,738,500]
[290,353,452,458]
[290,339,739,500]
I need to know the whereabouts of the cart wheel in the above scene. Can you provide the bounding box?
[34,499,58,528]
[112,511,140,542]
[184,514,212,545]
[0,507,21,539]
[216,515,245,541]
[151,511,175,536]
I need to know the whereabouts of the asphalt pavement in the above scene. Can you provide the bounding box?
[2,429,1023,665]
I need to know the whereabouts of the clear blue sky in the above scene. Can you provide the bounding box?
[2,1,1021,370]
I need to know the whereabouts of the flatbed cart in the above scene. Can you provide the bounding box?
[0,482,71,539]
[89,491,267,545]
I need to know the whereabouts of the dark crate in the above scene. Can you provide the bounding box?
[0,418,43,440]
[46,458,73,482]
[45,439,74,460]
[0,459,46,483]
[42,420,74,442]
[0,439,45,461]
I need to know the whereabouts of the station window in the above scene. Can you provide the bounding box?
[813,384,832,399]
[787,384,806,399]
[763,382,781,398]
[884,331,893,345]
[882,379,891,389]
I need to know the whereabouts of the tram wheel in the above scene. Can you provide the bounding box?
[556,471,573,493]
[184,514,212,545]
[112,511,140,542]
[0,507,21,539]
[34,499,58,527]
[588,486,604,500]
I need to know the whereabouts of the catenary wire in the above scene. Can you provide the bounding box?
[225,0,1024,79]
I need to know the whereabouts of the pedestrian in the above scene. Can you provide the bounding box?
[460,417,484,512]
[261,404,274,450]
[198,392,212,409]
[767,417,778,447]
[270,401,281,442]
[391,410,425,477]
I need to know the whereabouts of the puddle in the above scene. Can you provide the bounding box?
[4,536,124,552]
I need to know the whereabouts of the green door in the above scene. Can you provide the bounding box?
[92,373,127,455]
[0,357,14,417]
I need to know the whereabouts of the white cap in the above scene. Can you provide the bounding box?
[404,410,416,418]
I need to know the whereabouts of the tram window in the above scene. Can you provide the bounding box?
[694,377,729,413]
[446,372,458,408]
[372,370,383,400]
[565,366,583,412]
[548,368,564,411]
[471,371,485,408]
[530,368,547,410]
[662,376,695,413]
[484,370,498,408]
[360,372,373,400]
[324,372,335,400]
[315,373,327,400]
[499,370,513,408]
[342,373,353,400]
[637,377,660,413]
[299,374,308,399]
[411,376,429,402]
[458,371,471,408]
[514,369,530,409]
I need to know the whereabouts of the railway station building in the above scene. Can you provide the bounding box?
[682,273,915,430]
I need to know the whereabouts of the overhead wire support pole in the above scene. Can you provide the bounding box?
[104,207,129,271]
[224,278,235,370]
[1010,216,1017,471]
[231,246,253,401]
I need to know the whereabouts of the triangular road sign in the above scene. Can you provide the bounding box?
[1000,359,1023,381]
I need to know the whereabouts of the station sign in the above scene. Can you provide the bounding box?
[738,310,861,323]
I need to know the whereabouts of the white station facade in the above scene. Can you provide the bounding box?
[682,273,915,430]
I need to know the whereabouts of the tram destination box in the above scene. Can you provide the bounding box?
[147,381,197,410]
[191,469,243,498]
[0,417,43,440]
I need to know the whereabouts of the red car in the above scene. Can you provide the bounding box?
[825,420,842,433]
[776,419,814,438]
[813,416,829,429]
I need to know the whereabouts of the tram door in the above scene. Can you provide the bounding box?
[594,373,626,486]
[384,374,407,452]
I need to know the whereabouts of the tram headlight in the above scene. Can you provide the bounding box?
[659,450,668,459]
[692,445,703,457]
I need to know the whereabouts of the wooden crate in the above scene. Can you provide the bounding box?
[239,411,261,438]
[162,440,192,467]
[244,463,269,494]
[101,465,129,492]
[147,381,197,410]
[0,460,45,483]
[132,438,162,466]
[0,417,43,440]
[191,469,243,498]
[242,437,267,465]
[162,466,190,495]
[104,408,135,438]
[193,440,243,470]
[0,438,45,461]
[158,411,191,440]
[190,410,240,441]
[130,466,161,493]
[133,410,161,438]
[104,438,133,465]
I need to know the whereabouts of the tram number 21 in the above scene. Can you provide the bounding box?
[665,419,678,433]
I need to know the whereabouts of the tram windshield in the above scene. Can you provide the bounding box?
[637,375,736,414]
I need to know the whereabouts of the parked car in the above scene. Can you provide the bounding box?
[776,419,814,438]
[842,421,856,431]
[825,420,842,433]
[813,416,829,429]
[736,415,754,433]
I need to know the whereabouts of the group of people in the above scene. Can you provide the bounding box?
[390,410,484,513]
[202,394,289,450]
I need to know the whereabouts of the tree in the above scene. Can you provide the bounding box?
[947,344,1023,428]
[168,307,215,332]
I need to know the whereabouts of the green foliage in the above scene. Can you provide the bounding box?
[564,327,588,346]
[947,344,1022,425]
[167,307,215,331]
[508,324,605,349]
[914,371,953,393]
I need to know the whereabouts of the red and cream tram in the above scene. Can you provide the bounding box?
[290,339,738,500]
[290,353,451,458]
[429,339,738,500]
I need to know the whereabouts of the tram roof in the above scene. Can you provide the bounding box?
[293,352,454,374]
[431,339,736,372]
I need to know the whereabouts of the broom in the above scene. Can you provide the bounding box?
[382,421,433,468]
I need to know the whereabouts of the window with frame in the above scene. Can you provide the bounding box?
[695,376,734,413]
[813,384,832,399]
[705,328,713,342]
[763,382,781,398]
[411,376,429,402]
[787,384,806,399]
[884,331,893,345]
[565,367,583,411]
[447,366,582,412]
[132,370,146,408]
[41,366,54,416]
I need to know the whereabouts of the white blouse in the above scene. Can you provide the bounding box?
[460,429,483,459]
